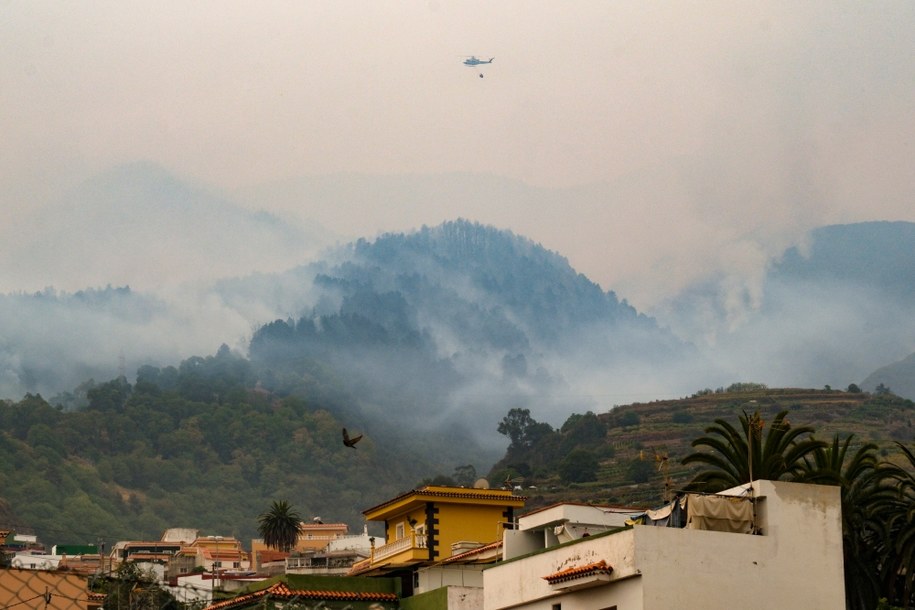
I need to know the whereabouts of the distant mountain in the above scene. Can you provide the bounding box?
[3,162,914,420]
[240,220,709,444]
[862,352,915,399]
[661,221,915,393]
[772,221,915,302]
[0,287,168,401]
[0,161,331,293]
[0,162,335,399]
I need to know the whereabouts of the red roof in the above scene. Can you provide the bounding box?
[299,522,348,530]
[204,582,397,610]
[441,540,503,564]
[543,560,613,584]
[257,550,288,562]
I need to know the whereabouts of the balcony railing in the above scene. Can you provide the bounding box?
[371,533,427,563]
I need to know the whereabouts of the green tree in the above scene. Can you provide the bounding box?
[559,449,599,483]
[452,464,477,487]
[874,443,915,607]
[626,458,655,484]
[498,408,537,451]
[559,411,607,453]
[257,500,302,552]
[681,410,826,492]
[98,562,178,610]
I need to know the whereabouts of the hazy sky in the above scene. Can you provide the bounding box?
[2,1,914,307]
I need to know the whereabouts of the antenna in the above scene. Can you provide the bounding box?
[118,350,126,379]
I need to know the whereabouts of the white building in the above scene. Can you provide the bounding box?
[484,479,845,610]
[9,552,60,570]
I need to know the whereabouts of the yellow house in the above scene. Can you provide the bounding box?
[350,484,524,591]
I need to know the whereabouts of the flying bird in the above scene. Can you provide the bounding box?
[342,428,363,448]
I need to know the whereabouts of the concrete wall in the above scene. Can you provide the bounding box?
[417,564,484,593]
[448,586,483,610]
[484,528,639,609]
[484,480,845,610]
[638,481,844,607]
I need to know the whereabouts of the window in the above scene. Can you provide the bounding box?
[552,604,561,610]
[396,522,405,540]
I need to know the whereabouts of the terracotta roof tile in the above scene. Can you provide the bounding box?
[543,560,613,584]
[203,582,397,610]
[441,540,502,564]
[363,485,523,515]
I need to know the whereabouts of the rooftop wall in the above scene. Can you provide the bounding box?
[484,480,845,610]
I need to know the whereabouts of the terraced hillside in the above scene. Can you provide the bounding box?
[516,388,915,512]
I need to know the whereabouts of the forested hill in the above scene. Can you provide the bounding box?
[0,347,474,546]
[4,370,914,549]
[244,220,704,445]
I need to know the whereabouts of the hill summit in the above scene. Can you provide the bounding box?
[245,220,705,445]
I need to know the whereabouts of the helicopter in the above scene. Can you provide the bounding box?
[463,56,494,67]
[463,56,494,78]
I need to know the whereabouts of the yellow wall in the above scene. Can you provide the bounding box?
[384,502,512,560]
[433,503,508,557]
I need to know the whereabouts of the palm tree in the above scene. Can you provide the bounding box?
[681,410,826,493]
[874,443,915,607]
[803,434,891,610]
[257,499,302,552]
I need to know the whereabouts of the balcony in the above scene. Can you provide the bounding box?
[351,533,428,573]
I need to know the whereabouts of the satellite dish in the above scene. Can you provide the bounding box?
[473,478,490,489]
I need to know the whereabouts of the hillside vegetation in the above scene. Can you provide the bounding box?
[487,385,915,510]
[0,347,473,546]
[2,353,914,549]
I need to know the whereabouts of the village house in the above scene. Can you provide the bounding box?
[349,484,525,599]
[285,525,373,576]
[1,479,849,610]
[251,520,365,575]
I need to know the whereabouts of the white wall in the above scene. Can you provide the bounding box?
[447,586,484,610]
[484,528,639,609]
[484,480,845,610]
[417,565,484,593]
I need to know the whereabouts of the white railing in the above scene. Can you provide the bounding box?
[372,533,427,562]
